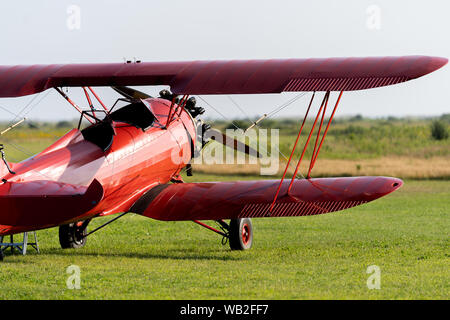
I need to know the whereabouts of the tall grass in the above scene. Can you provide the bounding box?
[0,116,448,178]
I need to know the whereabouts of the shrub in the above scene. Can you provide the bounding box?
[225,120,251,130]
[56,120,72,128]
[430,120,448,140]
[350,114,363,122]
[342,125,365,135]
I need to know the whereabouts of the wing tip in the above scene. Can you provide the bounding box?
[424,55,448,75]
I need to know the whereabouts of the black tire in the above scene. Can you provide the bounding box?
[229,218,253,250]
[0,236,3,261]
[59,222,87,249]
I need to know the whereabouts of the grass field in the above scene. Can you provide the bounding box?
[0,174,448,300]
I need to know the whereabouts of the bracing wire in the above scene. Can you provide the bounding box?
[197,93,309,178]
[0,90,56,180]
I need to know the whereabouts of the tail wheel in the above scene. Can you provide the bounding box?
[59,221,87,249]
[229,218,253,250]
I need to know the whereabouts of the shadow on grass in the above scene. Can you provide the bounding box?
[42,247,246,261]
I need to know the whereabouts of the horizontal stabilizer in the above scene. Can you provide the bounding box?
[0,179,103,230]
[130,176,402,221]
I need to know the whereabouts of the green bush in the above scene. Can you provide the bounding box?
[56,120,72,128]
[430,120,448,140]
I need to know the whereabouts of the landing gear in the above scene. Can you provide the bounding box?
[59,221,89,249]
[229,218,253,250]
[193,218,253,251]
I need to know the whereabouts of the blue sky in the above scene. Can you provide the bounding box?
[0,0,448,121]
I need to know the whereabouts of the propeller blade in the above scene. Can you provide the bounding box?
[205,128,262,158]
[112,86,151,100]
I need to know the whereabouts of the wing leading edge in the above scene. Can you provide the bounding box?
[0,56,446,98]
[130,176,403,221]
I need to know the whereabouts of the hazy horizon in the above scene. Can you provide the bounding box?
[0,0,449,122]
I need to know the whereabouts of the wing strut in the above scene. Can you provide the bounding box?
[305,91,343,179]
[55,87,113,126]
[54,87,94,124]
[166,94,189,126]
[82,87,97,119]
[87,87,109,112]
[269,91,343,212]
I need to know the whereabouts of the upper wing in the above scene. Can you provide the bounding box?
[129,176,402,221]
[0,56,446,98]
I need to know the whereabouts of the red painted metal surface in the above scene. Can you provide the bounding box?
[242,223,250,246]
[0,97,196,235]
[0,179,102,229]
[0,56,446,97]
[132,176,403,221]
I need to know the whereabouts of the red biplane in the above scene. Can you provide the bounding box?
[0,56,446,260]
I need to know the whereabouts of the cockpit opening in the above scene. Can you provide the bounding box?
[109,101,155,130]
[81,101,155,152]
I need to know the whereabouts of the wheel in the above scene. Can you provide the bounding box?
[229,218,253,250]
[0,236,3,261]
[59,222,87,249]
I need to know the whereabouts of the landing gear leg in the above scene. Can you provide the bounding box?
[192,218,254,250]
[59,220,90,249]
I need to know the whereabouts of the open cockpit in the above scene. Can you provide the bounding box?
[81,100,156,152]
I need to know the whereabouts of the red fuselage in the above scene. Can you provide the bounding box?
[0,98,196,235]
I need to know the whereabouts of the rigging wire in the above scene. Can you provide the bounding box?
[198,93,309,179]
[7,91,42,126]
[22,90,52,118]
[266,93,307,119]
[0,90,57,180]
[226,95,252,120]
[0,104,23,118]
[0,138,34,158]
[226,93,308,179]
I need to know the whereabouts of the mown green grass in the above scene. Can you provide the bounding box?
[0,176,448,300]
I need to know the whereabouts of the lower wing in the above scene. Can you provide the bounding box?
[130,176,402,221]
